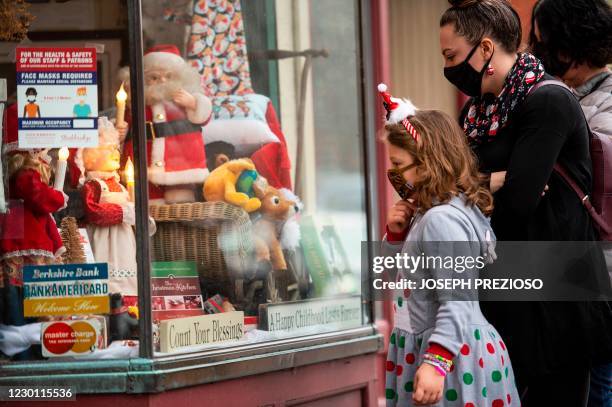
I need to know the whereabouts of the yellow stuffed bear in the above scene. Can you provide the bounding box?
[203,159,261,213]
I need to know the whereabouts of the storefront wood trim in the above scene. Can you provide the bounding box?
[0,327,381,394]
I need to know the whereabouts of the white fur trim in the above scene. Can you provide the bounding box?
[151,103,166,123]
[148,166,209,185]
[54,246,67,258]
[388,97,417,124]
[2,249,54,260]
[186,93,212,124]
[150,137,165,171]
[144,52,185,73]
[163,188,196,204]
[280,218,301,251]
[378,83,387,92]
[149,198,166,206]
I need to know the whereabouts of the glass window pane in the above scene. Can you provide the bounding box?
[141,0,368,356]
[0,0,139,362]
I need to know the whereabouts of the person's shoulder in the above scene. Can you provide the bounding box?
[519,76,582,120]
[528,76,576,102]
[419,200,473,237]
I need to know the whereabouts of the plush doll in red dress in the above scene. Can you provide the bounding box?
[0,105,67,291]
[77,118,137,299]
[1,150,67,284]
[0,106,67,332]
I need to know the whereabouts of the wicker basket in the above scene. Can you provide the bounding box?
[149,201,255,290]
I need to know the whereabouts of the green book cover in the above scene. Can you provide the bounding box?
[299,216,332,297]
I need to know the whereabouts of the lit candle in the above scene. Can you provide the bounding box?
[116,82,128,126]
[54,147,69,190]
[125,157,135,202]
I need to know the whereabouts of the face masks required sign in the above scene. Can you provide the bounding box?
[16,47,98,148]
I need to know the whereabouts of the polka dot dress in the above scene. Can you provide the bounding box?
[385,325,520,406]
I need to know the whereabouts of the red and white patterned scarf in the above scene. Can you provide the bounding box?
[463,53,545,145]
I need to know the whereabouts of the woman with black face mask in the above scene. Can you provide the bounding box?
[439,1,612,406]
[529,2,612,407]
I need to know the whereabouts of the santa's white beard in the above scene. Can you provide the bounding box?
[144,65,203,106]
[145,80,181,105]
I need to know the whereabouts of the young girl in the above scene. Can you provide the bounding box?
[378,84,519,406]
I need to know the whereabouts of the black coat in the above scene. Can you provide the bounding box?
[461,75,612,380]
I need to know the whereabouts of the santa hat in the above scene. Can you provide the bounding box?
[378,83,417,124]
[143,44,185,72]
[378,83,420,142]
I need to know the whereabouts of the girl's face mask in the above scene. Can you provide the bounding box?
[387,162,418,200]
[27,96,36,102]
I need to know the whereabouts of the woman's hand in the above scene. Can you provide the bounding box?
[387,199,416,234]
[490,171,507,193]
[413,363,444,405]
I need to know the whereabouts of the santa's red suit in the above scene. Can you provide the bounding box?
[123,100,211,203]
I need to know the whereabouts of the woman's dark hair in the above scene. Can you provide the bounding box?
[530,0,612,69]
[440,0,522,53]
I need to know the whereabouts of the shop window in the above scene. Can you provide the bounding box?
[0,0,370,363]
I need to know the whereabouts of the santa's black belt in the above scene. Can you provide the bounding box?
[145,120,202,139]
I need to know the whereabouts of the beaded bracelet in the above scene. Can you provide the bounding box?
[430,353,453,368]
[423,359,447,377]
[423,353,453,373]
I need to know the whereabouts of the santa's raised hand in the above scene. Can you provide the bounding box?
[173,89,197,111]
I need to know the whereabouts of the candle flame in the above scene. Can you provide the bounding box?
[116,82,128,102]
[58,146,69,161]
[125,157,134,182]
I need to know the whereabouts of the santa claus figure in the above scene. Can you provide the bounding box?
[123,44,212,204]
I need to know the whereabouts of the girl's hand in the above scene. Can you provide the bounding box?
[490,171,507,193]
[387,199,416,234]
[413,363,444,405]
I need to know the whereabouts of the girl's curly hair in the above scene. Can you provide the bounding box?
[530,0,612,68]
[385,110,493,216]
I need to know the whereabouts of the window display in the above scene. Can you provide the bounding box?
[0,0,369,364]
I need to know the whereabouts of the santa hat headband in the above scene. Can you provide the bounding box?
[378,83,419,142]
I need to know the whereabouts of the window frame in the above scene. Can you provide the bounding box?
[0,0,382,392]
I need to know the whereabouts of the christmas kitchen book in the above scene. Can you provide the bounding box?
[151,261,205,322]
